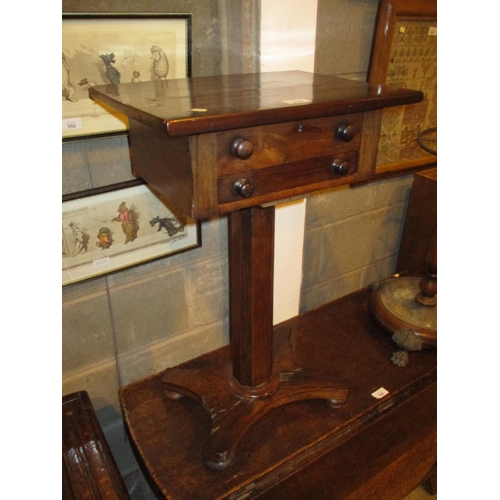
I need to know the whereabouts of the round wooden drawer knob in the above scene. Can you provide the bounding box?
[233,179,255,198]
[230,137,254,159]
[331,159,350,176]
[336,123,357,142]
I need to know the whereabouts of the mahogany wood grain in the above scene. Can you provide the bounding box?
[416,226,437,304]
[229,206,275,388]
[128,118,194,218]
[90,71,423,218]
[120,287,436,499]
[396,168,437,275]
[216,114,363,175]
[190,133,219,219]
[90,72,423,138]
[217,153,358,206]
[62,391,130,500]
[355,109,383,182]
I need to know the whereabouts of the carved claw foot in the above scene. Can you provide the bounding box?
[391,329,422,367]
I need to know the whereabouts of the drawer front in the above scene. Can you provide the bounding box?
[218,150,359,205]
[216,113,363,176]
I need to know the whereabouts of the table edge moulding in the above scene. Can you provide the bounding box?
[90,71,424,472]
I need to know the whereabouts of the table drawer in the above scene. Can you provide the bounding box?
[218,150,359,205]
[216,113,363,176]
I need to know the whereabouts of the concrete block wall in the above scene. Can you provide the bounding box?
[300,177,413,312]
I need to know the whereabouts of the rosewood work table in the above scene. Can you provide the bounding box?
[90,71,432,487]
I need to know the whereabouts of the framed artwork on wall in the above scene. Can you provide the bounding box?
[62,13,192,140]
[368,0,437,177]
[62,182,200,286]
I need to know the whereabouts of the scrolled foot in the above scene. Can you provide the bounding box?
[164,390,184,400]
[204,449,232,471]
[325,399,343,408]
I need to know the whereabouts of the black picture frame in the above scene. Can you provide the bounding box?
[62,13,192,140]
[62,181,201,286]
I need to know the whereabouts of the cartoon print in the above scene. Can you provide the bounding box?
[96,227,113,250]
[151,46,169,80]
[149,216,185,237]
[69,222,89,256]
[78,78,98,93]
[131,70,142,83]
[100,53,121,85]
[112,202,139,244]
[62,54,77,102]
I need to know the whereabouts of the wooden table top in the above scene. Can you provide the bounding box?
[90,71,423,137]
[119,286,436,500]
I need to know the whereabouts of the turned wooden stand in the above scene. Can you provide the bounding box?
[90,71,423,469]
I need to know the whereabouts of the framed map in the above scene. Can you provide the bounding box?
[62,13,192,139]
[62,182,200,286]
[368,0,437,176]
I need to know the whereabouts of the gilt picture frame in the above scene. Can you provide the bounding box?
[62,182,200,286]
[62,13,192,139]
[367,0,437,177]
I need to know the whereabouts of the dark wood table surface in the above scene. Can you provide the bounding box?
[120,286,436,500]
[90,71,423,138]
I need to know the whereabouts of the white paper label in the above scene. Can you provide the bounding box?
[371,387,389,399]
[93,257,111,268]
[283,99,312,104]
[62,118,82,131]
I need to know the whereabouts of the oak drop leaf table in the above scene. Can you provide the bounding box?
[118,289,436,499]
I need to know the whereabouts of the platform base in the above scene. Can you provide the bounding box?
[162,327,348,469]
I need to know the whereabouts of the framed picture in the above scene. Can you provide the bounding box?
[62,182,200,286]
[368,0,437,177]
[62,13,192,139]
